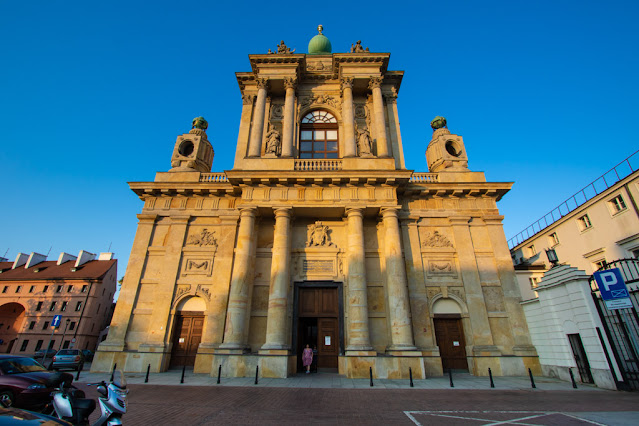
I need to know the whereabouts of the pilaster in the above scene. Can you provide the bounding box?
[341,77,357,157]
[248,78,268,157]
[369,77,389,158]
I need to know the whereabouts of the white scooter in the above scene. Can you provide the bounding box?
[48,370,128,425]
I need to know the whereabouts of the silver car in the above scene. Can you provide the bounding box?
[51,349,84,371]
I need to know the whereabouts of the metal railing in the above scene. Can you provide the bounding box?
[409,173,439,183]
[508,150,639,249]
[294,159,343,171]
[199,173,229,183]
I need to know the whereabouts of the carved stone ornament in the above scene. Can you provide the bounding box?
[340,77,354,91]
[256,77,269,89]
[242,94,255,105]
[368,76,383,90]
[173,285,192,306]
[270,104,283,119]
[355,126,373,158]
[299,94,341,114]
[422,230,454,248]
[186,228,218,247]
[265,127,281,156]
[306,221,335,247]
[431,116,447,130]
[196,284,211,301]
[188,260,208,270]
[429,261,453,273]
[350,40,370,53]
[307,61,328,71]
[354,104,367,119]
[283,77,297,89]
[191,116,208,131]
[271,40,295,54]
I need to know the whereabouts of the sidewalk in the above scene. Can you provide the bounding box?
[76,366,603,391]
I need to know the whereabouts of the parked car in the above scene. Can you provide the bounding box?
[33,349,56,360]
[80,350,94,362]
[0,406,72,425]
[51,350,84,371]
[0,355,72,410]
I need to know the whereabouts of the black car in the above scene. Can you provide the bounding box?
[0,355,72,410]
[80,350,94,362]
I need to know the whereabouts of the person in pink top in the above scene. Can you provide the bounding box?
[302,344,313,374]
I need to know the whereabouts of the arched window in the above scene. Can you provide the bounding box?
[299,110,338,159]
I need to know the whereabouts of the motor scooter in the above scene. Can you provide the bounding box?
[47,370,128,425]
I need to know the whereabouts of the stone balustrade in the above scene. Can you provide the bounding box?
[294,159,343,171]
[199,173,229,183]
[409,173,439,183]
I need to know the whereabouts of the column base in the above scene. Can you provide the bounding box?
[260,342,290,351]
[217,343,250,354]
[386,344,418,353]
[345,349,376,357]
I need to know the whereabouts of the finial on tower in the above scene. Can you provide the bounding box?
[430,116,447,131]
[317,25,323,35]
[192,116,208,131]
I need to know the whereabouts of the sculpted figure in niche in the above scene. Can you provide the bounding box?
[307,221,332,247]
[356,128,373,157]
[265,128,281,155]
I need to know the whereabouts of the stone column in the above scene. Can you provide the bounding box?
[220,208,257,350]
[281,77,296,158]
[345,208,373,352]
[248,78,268,157]
[341,77,357,157]
[381,208,417,351]
[369,76,389,157]
[261,208,292,350]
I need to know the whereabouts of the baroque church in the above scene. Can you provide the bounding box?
[93,27,540,379]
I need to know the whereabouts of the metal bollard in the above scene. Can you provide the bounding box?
[180,365,185,384]
[449,369,454,388]
[110,363,117,382]
[369,367,373,387]
[217,365,221,384]
[75,363,82,381]
[488,368,495,388]
[255,365,259,385]
[528,368,536,389]
[145,364,150,383]
[409,367,414,388]
[569,368,577,389]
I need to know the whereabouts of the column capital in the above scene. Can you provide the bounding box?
[283,76,297,90]
[345,207,365,218]
[242,94,255,105]
[340,76,354,91]
[368,76,383,90]
[273,207,293,218]
[256,77,269,89]
[380,206,401,218]
[239,208,257,219]
[170,215,191,224]
[136,213,158,223]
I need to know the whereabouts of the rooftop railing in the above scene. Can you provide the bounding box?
[199,173,229,183]
[409,173,439,183]
[508,149,639,249]
[294,159,343,171]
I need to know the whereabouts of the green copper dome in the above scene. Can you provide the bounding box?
[308,25,332,55]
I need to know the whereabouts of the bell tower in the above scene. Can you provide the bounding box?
[425,116,469,172]
[169,116,214,173]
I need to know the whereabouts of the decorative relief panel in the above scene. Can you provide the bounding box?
[181,257,214,277]
[306,61,331,71]
[303,259,334,274]
[425,258,459,278]
[173,285,192,306]
[195,284,211,301]
[306,221,335,247]
[186,229,217,248]
[421,230,454,248]
[270,103,283,120]
[298,94,341,114]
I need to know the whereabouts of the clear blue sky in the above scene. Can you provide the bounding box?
[1,1,638,283]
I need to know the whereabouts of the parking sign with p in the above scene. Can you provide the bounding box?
[593,268,633,310]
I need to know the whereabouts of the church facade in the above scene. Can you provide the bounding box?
[93,29,539,379]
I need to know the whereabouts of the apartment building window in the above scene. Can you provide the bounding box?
[36,302,43,311]
[67,285,73,293]
[81,285,88,293]
[577,214,592,231]
[29,286,35,293]
[69,321,76,331]
[42,285,48,293]
[49,302,56,311]
[62,340,70,349]
[15,286,21,293]
[529,277,540,289]
[28,321,35,330]
[548,232,560,246]
[75,301,82,311]
[593,259,607,272]
[2,286,7,294]
[61,301,68,312]
[609,195,627,214]
[20,340,29,352]
[56,285,63,293]
[35,340,43,351]
[42,321,49,330]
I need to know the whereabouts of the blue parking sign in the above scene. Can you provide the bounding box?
[593,268,633,310]
[52,315,62,328]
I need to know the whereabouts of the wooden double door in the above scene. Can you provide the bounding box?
[434,316,468,371]
[297,287,340,370]
[170,312,203,368]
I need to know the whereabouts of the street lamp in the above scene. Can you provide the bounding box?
[58,319,70,351]
[545,248,559,268]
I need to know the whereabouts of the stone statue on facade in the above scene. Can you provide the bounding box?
[356,128,373,157]
[265,128,281,155]
[274,40,295,54]
[186,229,217,247]
[350,40,369,53]
[307,221,332,247]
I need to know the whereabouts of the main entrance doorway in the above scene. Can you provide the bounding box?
[434,315,468,371]
[294,283,343,372]
[170,311,204,368]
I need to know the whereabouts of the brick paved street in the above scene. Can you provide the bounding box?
[73,372,639,425]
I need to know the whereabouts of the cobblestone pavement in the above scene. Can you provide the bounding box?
[72,370,639,425]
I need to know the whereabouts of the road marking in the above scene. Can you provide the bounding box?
[403,411,608,426]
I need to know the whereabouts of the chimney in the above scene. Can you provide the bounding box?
[98,252,114,261]
[25,252,47,269]
[74,250,96,268]
[57,252,78,265]
[12,253,29,269]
